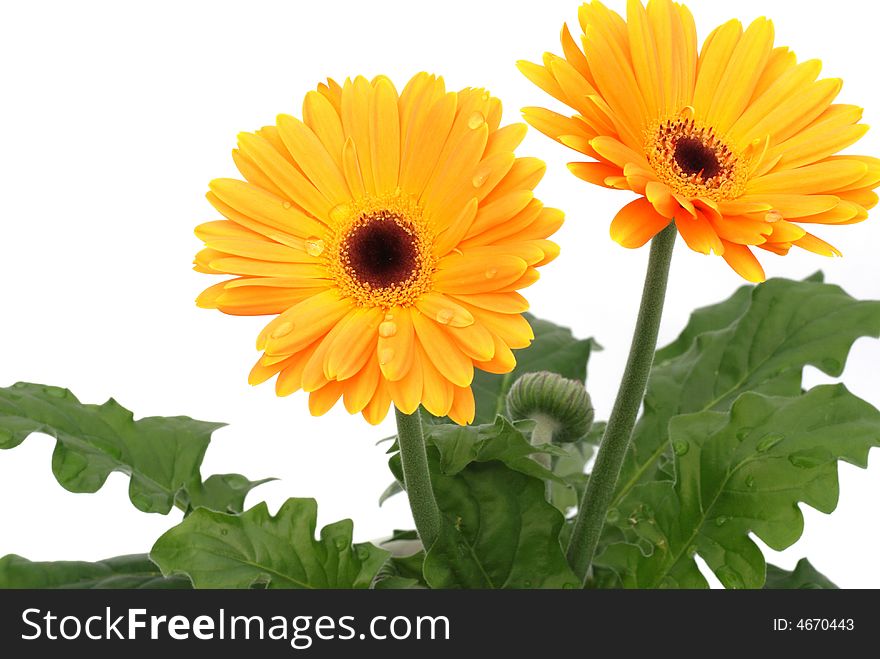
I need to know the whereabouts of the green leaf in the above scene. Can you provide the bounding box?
[596,385,880,588]
[150,498,389,589]
[548,422,602,512]
[471,314,599,424]
[0,554,190,589]
[615,277,880,500]
[422,454,579,588]
[0,382,271,514]
[428,416,567,482]
[764,559,838,589]
[179,474,276,515]
[654,285,752,365]
[386,418,577,588]
[378,417,565,506]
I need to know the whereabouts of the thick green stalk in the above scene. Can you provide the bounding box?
[567,224,677,584]
[395,408,441,548]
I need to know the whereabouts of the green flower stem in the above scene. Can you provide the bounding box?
[567,223,677,584]
[530,415,555,499]
[395,408,441,548]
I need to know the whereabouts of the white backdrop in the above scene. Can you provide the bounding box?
[1,0,878,588]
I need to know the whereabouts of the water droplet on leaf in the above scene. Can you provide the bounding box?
[745,475,756,488]
[788,447,829,469]
[735,427,753,441]
[716,566,744,590]
[756,432,785,453]
[714,515,730,527]
[44,386,66,399]
[605,508,620,524]
[672,440,689,456]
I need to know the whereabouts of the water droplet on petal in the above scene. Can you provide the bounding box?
[379,348,395,365]
[468,111,485,130]
[270,321,294,339]
[485,268,498,279]
[282,200,292,210]
[765,210,783,223]
[435,308,455,325]
[378,321,398,338]
[472,165,491,187]
[384,312,394,321]
[304,237,325,257]
[714,515,729,527]
[672,440,689,456]
[330,203,350,222]
[756,432,785,453]
[481,91,490,102]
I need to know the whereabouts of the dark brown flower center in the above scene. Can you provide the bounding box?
[674,136,722,180]
[343,211,420,289]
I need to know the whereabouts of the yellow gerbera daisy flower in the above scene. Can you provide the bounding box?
[194,73,562,425]
[519,0,879,281]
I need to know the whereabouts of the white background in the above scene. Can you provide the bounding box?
[1,0,878,588]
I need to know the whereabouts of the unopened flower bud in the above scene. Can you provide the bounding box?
[506,371,594,443]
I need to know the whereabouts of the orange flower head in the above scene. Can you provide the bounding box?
[519,0,879,281]
[194,74,562,425]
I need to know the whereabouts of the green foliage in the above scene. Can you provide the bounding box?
[150,498,388,589]
[0,554,190,589]
[764,559,838,589]
[615,276,880,502]
[389,419,578,588]
[0,383,270,514]
[471,314,598,424]
[596,386,880,588]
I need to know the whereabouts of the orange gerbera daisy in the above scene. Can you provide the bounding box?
[194,73,561,425]
[519,0,879,281]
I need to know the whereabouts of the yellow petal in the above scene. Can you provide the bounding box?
[369,76,401,194]
[448,386,476,426]
[415,292,474,328]
[746,160,868,195]
[276,114,350,205]
[343,357,380,414]
[412,311,474,388]
[378,307,416,382]
[362,379,392,425]
[308,381,345,416]
[721,240,765,282]
[434,253,528,294]
[610,198,673,249]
